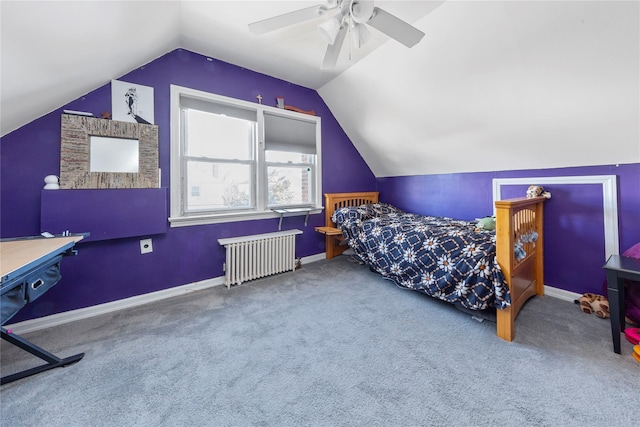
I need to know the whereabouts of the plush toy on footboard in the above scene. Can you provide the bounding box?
[526,185,552,199]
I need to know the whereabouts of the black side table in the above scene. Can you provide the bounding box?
[603,255,640,354]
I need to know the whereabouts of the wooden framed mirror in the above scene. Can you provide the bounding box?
[59,114,158,189]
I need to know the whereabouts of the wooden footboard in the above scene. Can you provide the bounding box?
[495,196,546,341]
[320,192,545,342]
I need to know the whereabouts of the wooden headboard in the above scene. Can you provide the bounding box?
[324,192,379,227]
[317,192,379,260]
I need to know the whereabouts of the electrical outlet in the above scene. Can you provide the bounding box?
[140,238,153,254]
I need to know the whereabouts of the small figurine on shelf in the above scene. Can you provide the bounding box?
[43,175,59,190]
[100,111,112,119]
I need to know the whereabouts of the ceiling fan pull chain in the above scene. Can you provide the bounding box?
[348,16,353,61]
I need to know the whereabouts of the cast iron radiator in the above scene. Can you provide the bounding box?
[217,229,303,288]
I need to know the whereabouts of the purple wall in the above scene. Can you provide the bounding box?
[0,49,377,322]
[2,48,637,322]
[377,163,640,295]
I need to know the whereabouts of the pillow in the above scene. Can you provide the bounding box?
[331,203,404,227]
[369,203,405,216]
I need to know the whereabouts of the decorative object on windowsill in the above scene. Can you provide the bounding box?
[256,94,263,104]
[43,175,60,190]
[276,96,316,115]
[100,111,112,120]
[284,104,316,116]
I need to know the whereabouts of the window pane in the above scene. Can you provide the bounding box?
[267,165,312,206]
[186,160,252,211]
[186,109,254,160]
[265,150,315,164]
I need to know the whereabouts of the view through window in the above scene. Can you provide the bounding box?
[170,85,321,226]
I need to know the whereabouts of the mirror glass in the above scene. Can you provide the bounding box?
[90,136,139,173]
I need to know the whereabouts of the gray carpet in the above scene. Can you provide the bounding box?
[1,255,637,426]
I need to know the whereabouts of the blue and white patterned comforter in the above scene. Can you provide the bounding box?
[332,203,511,310]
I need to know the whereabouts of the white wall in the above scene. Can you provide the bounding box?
[319,1,640,177]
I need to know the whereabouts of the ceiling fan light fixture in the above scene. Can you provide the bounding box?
[318,16,343,45]
[351,22,371,48]
[350,0,375,24]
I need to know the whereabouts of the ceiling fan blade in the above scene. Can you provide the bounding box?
[249,5,328,35]
[367,7,425,48]
[321,25,347,69]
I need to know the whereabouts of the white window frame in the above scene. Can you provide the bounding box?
[169,85,323,227]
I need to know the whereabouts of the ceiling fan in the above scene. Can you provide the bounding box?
[248,0,425,69]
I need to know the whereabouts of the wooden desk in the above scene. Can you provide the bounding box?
[603,255,640,354]
[1,235,85,384]
[1,236,83,281]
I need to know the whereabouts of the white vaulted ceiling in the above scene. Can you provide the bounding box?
[2,1,638,176]
[319,0,640,176]
[1,1,441,136]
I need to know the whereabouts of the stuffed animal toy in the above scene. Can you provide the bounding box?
[476,216,496,231]
[575,293,610,319]
[526,185,552,199]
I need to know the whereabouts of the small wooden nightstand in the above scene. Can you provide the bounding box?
[315,226,346,259]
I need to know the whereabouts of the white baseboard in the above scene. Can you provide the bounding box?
[7,254,578,335]
[4,253,328,335]
[544,285,581,303]
[6,276,227,335]
[303,253,327,264]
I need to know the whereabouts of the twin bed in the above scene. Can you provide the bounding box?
[318,192,546,342]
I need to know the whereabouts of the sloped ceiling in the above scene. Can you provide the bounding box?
[1,0,441,136]
[2,1,638,178]
[320,0,640,176]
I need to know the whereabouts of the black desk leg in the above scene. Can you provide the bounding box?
[605,271,625,354]
[1,328,84,385]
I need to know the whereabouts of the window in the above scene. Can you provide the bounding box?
[170,85,322,227]
[183,107,256,213]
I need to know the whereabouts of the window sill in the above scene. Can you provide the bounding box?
[169,207,323,228]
